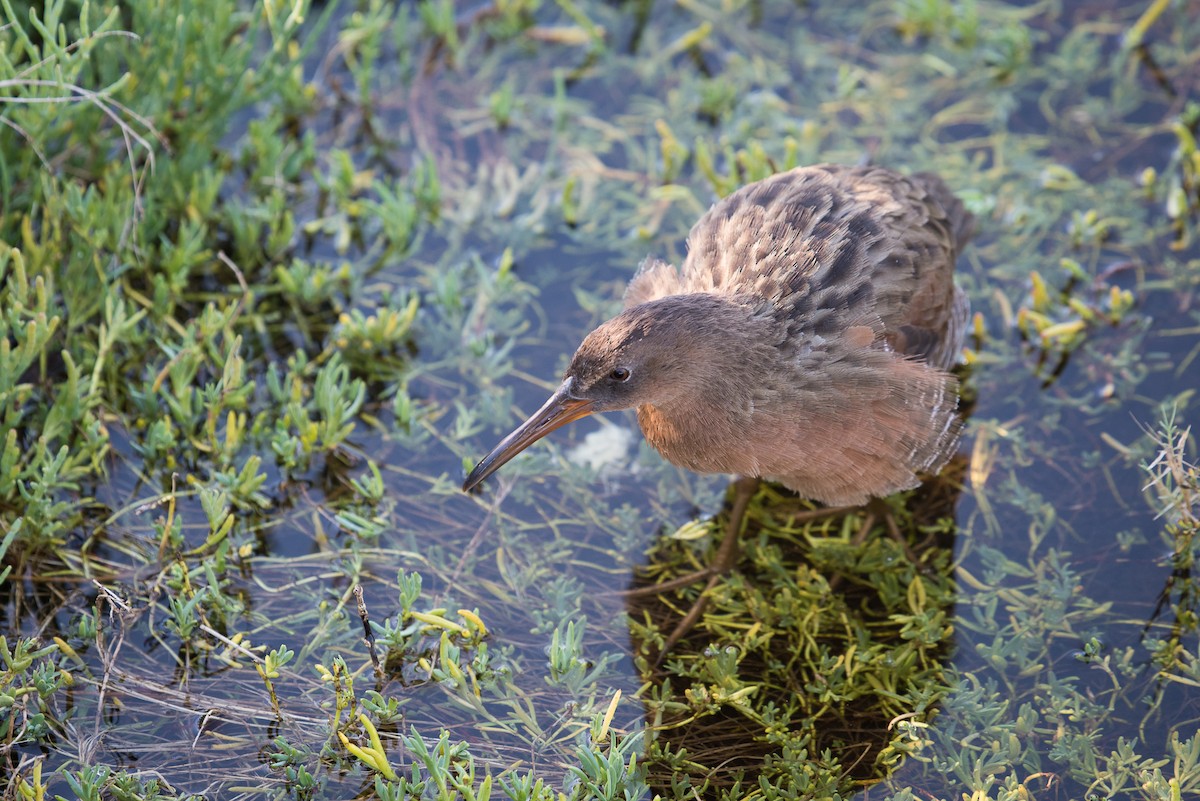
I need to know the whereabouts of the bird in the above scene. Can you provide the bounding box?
[462,164,973,652]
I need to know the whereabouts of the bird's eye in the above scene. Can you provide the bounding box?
[609,367,631,382]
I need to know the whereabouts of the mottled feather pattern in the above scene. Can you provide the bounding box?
[623,164,973,505]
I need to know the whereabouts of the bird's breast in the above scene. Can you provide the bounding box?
[636,402,762,476]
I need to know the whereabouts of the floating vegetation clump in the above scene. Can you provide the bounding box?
[632,473,962,797]
[3,0,1200,798]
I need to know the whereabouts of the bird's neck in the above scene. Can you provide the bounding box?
[629,293,781,474]
[636,391,756,476]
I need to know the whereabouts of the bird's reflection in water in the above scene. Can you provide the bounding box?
[627,453,967,796]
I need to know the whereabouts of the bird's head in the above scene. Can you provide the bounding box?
[462,293,758,490]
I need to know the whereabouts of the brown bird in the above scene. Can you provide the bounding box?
[463,164,972,649]
[464,164,971,496]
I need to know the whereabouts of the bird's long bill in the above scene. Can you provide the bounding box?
[462,379,594,491]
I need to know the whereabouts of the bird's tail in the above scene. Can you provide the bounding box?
[914,172,976,251]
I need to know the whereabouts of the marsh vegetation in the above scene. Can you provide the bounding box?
[2,0,1199,798]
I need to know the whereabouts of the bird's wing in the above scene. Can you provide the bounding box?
[660,164,972,368]
[870,168,973,369]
